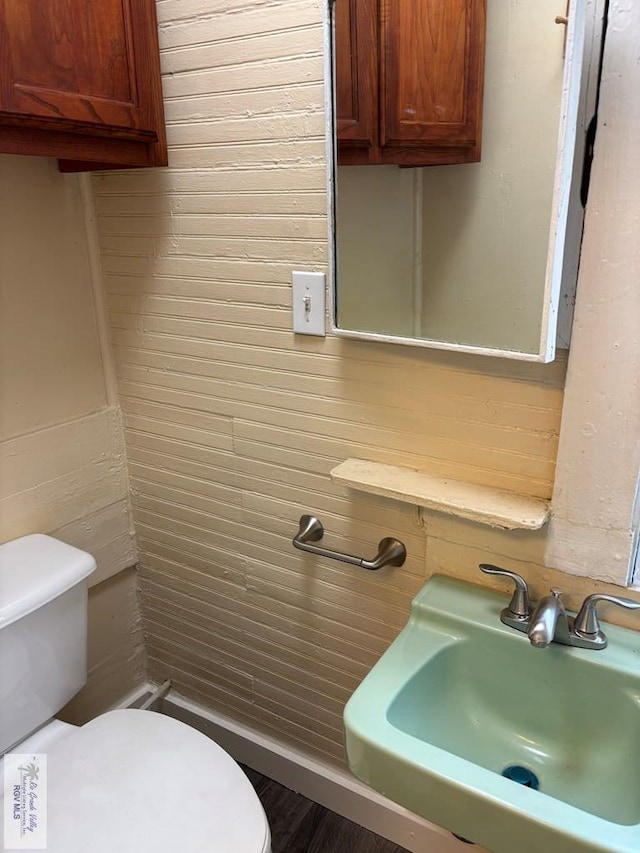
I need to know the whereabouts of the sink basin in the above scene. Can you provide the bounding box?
[344,575,640,853]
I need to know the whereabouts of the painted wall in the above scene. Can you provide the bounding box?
[545,0,640,584]
[92,0,640,767]
[0,155,141,713]
[336,166,416,337]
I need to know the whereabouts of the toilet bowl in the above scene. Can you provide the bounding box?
[4,709,271,853]
[0,535,271,853]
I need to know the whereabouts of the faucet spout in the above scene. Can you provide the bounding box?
[528,590,566,648]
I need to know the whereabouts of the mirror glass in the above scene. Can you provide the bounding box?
[332,1,595,360]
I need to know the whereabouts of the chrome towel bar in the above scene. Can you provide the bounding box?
[292,514,406,570]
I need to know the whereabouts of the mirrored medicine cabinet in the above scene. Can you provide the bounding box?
[328,0,605,362]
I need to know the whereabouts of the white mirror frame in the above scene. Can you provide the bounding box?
[327,0,595,362]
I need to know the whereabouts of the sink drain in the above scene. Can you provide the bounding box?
[502,764,539,789]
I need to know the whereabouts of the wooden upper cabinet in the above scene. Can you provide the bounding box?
[334,0,378,157]
[335,0,487,166]
[0,0,167,170]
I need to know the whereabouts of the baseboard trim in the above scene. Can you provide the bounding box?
[159,688,479,853]
[112,681,155,711]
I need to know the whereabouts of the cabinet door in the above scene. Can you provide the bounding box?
[380,0,486,165]
[335,0,378,163]
[0,0,166,167]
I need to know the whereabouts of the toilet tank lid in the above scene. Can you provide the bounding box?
[0,534,96,629]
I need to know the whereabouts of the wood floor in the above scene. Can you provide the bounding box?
[241,766,411,853]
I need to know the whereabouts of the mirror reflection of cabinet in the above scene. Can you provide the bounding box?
[335,0,377,156]
[331,0,602,361]
[335,0,487,166]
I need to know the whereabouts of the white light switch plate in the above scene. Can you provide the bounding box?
[292,271,326,336]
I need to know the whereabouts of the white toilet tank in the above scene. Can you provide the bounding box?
[0,535,96,754]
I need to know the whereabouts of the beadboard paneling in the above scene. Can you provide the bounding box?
[94,0,567,764]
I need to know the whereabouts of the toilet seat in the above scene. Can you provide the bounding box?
[40,709,270,853]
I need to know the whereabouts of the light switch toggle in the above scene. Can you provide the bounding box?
[292,271,326,336]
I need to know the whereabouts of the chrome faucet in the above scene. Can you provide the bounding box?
[479,564,640,650]
[527,589,570,648]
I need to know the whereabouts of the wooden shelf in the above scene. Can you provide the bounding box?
[330,459,550,531]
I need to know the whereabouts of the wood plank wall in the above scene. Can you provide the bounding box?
[93,0,567,765]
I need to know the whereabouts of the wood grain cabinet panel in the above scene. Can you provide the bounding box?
[0,0,167,170]
[334,0,378,160]
[336,0,487,166]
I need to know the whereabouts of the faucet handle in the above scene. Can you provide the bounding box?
[574,593,640,637]
[479,564,531,618]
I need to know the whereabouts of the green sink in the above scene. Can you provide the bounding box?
[344,576,640,853]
